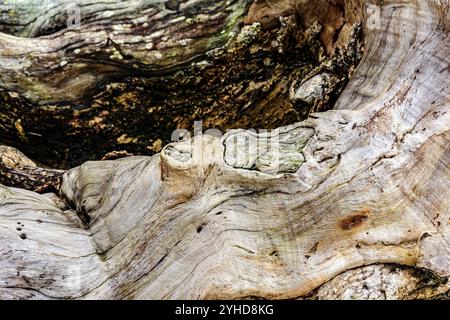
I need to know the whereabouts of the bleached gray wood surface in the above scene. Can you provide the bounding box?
[0,0,449,299]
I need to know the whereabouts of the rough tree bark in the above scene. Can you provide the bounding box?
[0,0,449,300]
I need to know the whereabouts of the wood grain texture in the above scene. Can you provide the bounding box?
[0,0,248,103]
[0,0,449,299]
[0,0,363,168]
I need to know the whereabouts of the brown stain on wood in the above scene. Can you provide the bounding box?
[340,208,370,230]
[308,241,320,254]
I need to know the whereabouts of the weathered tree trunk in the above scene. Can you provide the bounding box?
[0,0,363,168]
[0,0,449,300]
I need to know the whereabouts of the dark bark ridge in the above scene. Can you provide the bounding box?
[0,145,64,193]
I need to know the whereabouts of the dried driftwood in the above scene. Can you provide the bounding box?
[0,0,449,300]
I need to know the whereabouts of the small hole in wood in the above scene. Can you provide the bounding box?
[197,223,206,233]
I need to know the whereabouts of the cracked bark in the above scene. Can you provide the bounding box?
[0,0,449,300]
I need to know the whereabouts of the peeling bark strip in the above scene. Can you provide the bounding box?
[0,0,449,300]
[0,0,363,168]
